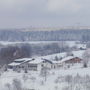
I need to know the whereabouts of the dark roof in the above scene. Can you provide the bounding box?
[42,58,53,64]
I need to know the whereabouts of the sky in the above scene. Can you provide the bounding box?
[0,0,90,28]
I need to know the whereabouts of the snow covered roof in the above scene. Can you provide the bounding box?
[51,56,75,64]
[42,58,53,64]
[28,58,53,64]
[14,58,32,62]
[60,56,75,63]
[8,58,33,66]
[41,52,66,60]
[29,58,44,64]
[51,60,61,64]
[60,55,83,63]
[8,62,21,66]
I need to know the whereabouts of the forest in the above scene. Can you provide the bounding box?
[0,29,90,41]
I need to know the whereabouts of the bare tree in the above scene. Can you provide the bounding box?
[40,67,49,82]
[82,49,90,68]
[12,78,22,90]
[5,83,11,90]
[55,56,59,61]
[22,74,28,82]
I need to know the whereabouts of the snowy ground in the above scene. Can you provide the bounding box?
[0,41,77,47]
[1,63,90,90]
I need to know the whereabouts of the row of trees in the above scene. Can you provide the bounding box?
[0,29,86,41]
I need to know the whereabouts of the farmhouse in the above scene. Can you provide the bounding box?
[60,56,82,68]
[61,56,82,64]
[51,55,82,69]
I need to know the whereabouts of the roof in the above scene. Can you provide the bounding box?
[51,56,75,64]
[8,62,21,66]
[60,56,75,63]
[14,58,32,62]
[8,58,33,66]
[29,58,44,64]
[29,58,53,64]
[41,52,66,60]
[60,56,82,63]
[51,60,61,64]
[42,58,53,64]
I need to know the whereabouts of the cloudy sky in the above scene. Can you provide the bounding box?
[0,0,90,28]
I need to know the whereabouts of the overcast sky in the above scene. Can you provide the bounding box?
[0,0,90,28]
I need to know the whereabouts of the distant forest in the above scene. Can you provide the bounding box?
[0,29,90,42]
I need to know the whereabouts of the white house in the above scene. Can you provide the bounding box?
[28,58,52,71]
[51,60,63,69]
[8,58,33,71]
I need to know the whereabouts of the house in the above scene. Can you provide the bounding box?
[77,44,86,50]
[60,56,82,68]
[8,57,52,72]
[61,56,82,63]
[8,58,33,71]
[51,60,63,69]
[51,55,82,69]
[28,58,52,71]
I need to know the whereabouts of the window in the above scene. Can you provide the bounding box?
[41,64,44,67]
[28,64,37,71]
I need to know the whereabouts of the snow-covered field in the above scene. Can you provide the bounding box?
[1,63,90,90]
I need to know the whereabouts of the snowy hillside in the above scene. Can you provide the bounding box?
[1,64,90,90]
[0,49,90,90]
